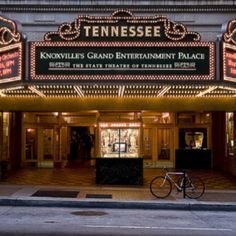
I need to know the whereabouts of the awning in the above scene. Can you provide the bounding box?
[0,80,236,111]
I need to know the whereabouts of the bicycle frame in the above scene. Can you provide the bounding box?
[150,168,205,199]
[164,171,186,192]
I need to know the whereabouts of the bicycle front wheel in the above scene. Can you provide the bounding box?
[184,176,205,199]
[150,176,172,199]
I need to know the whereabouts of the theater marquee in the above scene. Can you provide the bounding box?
[0,16,23,83]
[30,10,215,81]
[0,43,22,83]
[30,42,214,81]
[223,19,236,82]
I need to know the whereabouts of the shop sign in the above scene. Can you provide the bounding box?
[30,41,215,81]
[0,16,23,83]
[223,19,236,82]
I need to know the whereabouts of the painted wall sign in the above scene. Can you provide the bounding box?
[0,16,23,83]
[223,19,236,82]
[30,42,215,81]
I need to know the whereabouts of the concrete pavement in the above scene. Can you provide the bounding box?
[0,184,236,211]
[0,167,236,211]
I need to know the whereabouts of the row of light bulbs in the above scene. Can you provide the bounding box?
[2,81,236,97]
[29,84,214,90]
[18,92,236,96]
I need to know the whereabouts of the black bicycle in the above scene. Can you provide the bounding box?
[150,167,205,199]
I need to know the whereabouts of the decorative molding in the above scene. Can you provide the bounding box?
[44,9,201,42]
[224,19,236,45]
[0,15,21,46]
[1,6,236,13]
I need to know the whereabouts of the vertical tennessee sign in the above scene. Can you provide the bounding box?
[223,19,236,82]
[0,16,23,83]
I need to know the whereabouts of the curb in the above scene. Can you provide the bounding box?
[1,198,236,211]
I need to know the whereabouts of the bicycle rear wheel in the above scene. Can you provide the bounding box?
[150,176,172,198]
[183,176,205,199]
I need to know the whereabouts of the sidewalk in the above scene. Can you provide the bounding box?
[0,184,236,211]
[0,167,236,211]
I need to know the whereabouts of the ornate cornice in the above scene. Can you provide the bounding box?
[0,15,21,46]
[224,19,236,45]
[1,5,236,13]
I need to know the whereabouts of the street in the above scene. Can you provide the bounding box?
[0,206,235,235]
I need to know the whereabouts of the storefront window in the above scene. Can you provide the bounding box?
[100,124,140,158]
[226,112,234,157]
[177,112,211,124]
[142,112,173,124]
[200,113,211,124]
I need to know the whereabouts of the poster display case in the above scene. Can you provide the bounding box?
[176,128,211,169]
[100,123,140,158]
[96,122,143,185]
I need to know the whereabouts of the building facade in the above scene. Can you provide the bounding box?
[1,0,236,182]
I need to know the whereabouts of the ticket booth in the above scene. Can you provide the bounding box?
[96,122,143,185]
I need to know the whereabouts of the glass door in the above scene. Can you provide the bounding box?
[60,126,68,162]
[25,128,37,161]
[157,128,171,161]
[24,126,67,167]
[226,112,234,156]
[42,128,54,161]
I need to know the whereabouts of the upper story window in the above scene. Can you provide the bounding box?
[141,112,173,124]
[177,112,211,125]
